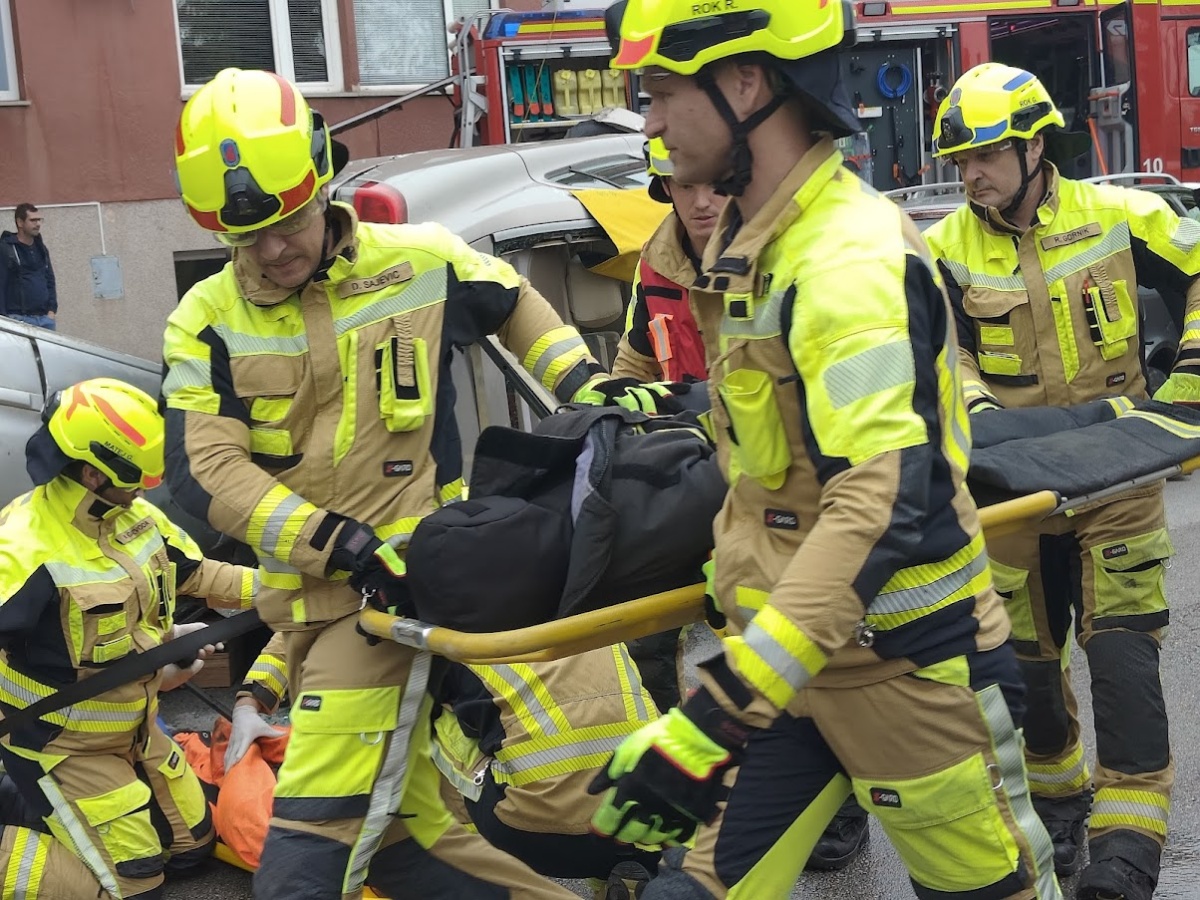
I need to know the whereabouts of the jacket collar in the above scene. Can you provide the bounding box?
[645,212,702,283]
[45,476,123,539]
[232,202,360,307]
[698,137,843,289]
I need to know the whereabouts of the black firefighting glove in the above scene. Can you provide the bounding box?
[588,687,751,846]
[327,517,411,617]
[572,376,693,416]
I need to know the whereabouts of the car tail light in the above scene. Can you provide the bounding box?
[352,181,408,224]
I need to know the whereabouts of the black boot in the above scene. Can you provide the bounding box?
[603,860,652,900]
[1077,830,1161,900]
[805,798,869,872]
[1033,791,1091,876]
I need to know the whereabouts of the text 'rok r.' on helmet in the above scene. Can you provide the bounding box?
[175,68,333,235]
[933,63,1065,158]
[26,378,166,490]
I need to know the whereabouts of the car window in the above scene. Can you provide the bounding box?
[544,155,650,190]
[1189,28,1200,97]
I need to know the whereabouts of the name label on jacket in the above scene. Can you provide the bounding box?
[1040,223,1102,251]
[338,261,415,298]
[115,518,155,544]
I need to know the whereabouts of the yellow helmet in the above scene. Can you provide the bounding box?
[933,63,1065,158]
[175,68,333,235]
[608,0,853,76]
[646,137,674,203]
[28,378,165,489]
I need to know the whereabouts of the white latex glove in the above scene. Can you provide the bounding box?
[159,623,223,691]
[226,700,286,770]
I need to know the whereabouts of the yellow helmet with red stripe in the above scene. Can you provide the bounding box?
[175,68,333,235]
[43,378,165,489]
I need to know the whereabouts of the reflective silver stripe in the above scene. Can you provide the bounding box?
[162,357,212,397]
[531,334,587,385]
[212,324,308,357]
[617,644,652,722]
[490,665,560,737]
[334,268,448,336]
[0,670,143,726]
[44,535,163,587]
[823,340,914,409]
[1043,222,1131,284]
[344,651,431,893]
[492,733,631,776]
[979,684,1060,900]
[1170,216,1200,255]
[429,740,484,802]
[13,829,42,900]
[258,554,300,575]
[1027,757,1087,787]
[742,621,812,696]
[259,493,307,556]
[942,259,1026,292]
[869,553,988,616]
[38,775,122,898]
[720,290,786,340]
[247,659,287,686]
[1092,795,1169,828]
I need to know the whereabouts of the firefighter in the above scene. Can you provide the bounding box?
[165,67,615,900]
[0,377,256,899]
[611,136,721,386]
[925,62,1198,900]
[586,4,1061,900]
[228,635,662,900]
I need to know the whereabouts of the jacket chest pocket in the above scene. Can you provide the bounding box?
[66,581,139,666]
[376,316,434,433]
[962,287,1038,384]
[1061,269,1138,361]
[233,355,305,468]
[714,366,792,491]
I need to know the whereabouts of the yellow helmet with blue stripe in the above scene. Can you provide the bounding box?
[933,63,1064,158]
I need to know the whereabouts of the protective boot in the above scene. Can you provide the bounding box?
[804,797,869,872]
[1077,830,1161,900]
[1032,791,1091,876]
[603,860,652,899]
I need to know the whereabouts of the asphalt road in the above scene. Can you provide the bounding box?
[162,473,1200,899]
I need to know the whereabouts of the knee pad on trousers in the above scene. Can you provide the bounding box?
[1085,630,1170,774]
[1018,657,1071,756]
[366,837,510,899]
[641,847,716,900]
[255,827,353,900]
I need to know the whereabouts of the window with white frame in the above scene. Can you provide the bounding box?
[175,0,343,91]
[354,0,493,88]
[0,0,19,101]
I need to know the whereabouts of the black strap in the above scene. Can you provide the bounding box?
[0,609,263,738]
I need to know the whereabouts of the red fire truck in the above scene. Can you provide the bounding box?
[853,0,1200,184]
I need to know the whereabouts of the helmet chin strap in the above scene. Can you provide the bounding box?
[970,139,1043,227]
[303,204,341,287]
[696,68,786,197]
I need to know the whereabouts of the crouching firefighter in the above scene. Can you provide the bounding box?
[588,2,1063,899]
[0,378,258,899]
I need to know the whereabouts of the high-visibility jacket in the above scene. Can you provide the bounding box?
[0,476,255,754]
[611,213,707,383]
[690,138,1011,726]
[162,203,597,632]
[431,647,658,833]
[925,164,1200,412]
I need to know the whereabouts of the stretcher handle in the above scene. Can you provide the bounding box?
[358,488,1069,663]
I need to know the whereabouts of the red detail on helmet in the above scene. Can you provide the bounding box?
[175,121,186,157]
[90,393,147,447]
[142,473,163,490]
[187,206,224,232]
[279,170,317,217]
[64,388,92,420]
[268,72,297,127]
[614,36,655,67]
